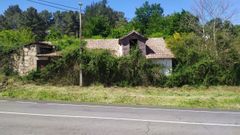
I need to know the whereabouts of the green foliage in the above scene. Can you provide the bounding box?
[1,2,240,87]
[27,36,166,86]
[110,22,134,38]
[52,11,79,37]
[1,5,22,30]
[39,10,53,28]
[2,84,240,110]
[81,49,118,86]
[50,35,80,52]
[83,15,111,38]
[0,29,35,54]
[20,7,48,40]
[167,32,240,87]
[149,32,164,38]
[117,49,166,86]
[45,27,63,41]
[145,10,198,37]
[0,3,200,39]
[0,29,35,76]
[83,0,127,38]
[163,10,198,36]
[133,1,164,34]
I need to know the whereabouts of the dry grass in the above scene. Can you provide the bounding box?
[0,84,240,110]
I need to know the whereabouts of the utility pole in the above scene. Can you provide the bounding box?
[79,1,83,86]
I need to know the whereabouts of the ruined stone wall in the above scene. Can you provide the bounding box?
[12,45,37,76]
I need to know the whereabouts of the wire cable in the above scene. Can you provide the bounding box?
[26,0,72,11]
[37,0,79,10]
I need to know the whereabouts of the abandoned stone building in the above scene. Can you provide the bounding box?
[13,31,174,76]
[12,42,60,76]
[85,31,175,75]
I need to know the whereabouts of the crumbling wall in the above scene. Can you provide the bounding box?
[12,45,37,76]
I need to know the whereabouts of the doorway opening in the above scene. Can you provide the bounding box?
[130,39,138,52]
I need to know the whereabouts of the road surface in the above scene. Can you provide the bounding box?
[0,100,239,135]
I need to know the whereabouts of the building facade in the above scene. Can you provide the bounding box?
[14,31,174,76]
[12,42,60,76]
[86,31,175,75]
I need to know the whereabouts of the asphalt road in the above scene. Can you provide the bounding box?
[0,100,239,135]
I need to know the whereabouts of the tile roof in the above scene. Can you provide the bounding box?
[85,39,119,55]
[85,38,174,59]
[146,38,175,59]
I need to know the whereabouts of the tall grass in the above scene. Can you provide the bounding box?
[1,84,240,110]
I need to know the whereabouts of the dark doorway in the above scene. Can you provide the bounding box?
[129,39,138,51]
[37,60,50,70]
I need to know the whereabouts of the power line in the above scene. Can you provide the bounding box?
[26,0,71,11]
[37,0,79,10]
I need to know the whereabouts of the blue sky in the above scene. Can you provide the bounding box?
[1,0,240,24]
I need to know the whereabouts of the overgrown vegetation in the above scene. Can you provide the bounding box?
[166,32,240,86]
[0,29,35,76]
[26,37,165,86]
[1,84,240,110]
[0,0,240,87]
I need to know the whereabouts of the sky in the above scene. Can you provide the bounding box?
[0,0,240,24]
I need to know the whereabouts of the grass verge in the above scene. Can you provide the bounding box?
[0,84,240,110]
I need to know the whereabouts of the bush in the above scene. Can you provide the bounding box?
[25,31,240,87]
[166,32,240,86]
[0,29,35,76]
[26,39,167,86]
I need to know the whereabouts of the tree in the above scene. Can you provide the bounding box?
[145,10,199,37]
[167,32,240,86]
[84,15,110,38]
[0,15,6,30]
[133,1,164,34]
[52,11,64,34]
[52,11,79,37]
[20,7,46,40]
[83,0,126,38]
[235,25,240,36]
[62,11,79,37]
[2,5,22,29]
[145,13,164,36]
[176,10,199,33]
[110,21,134,38]
[193,0,238,50]
[232,25,240,54]
[39,10,53,30]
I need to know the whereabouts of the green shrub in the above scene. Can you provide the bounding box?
[166,32,240,86]
[26,39,167,86]
[0,29,35,76]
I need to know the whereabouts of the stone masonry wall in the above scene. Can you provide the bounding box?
[13,45,37,76]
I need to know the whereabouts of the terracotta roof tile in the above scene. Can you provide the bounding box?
[146,38,175,59]
[85,38,174,59]
[85,39,119,55]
